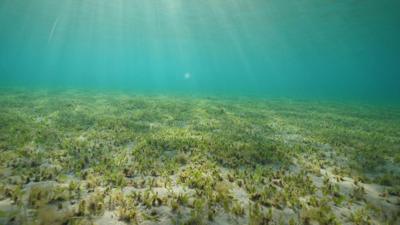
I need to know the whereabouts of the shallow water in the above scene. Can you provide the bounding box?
[0,1,400,225]
[1,0,400,100]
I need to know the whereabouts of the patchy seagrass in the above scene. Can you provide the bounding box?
[0,89,399,225]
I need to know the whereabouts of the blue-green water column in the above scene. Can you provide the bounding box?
[0,0,399,99]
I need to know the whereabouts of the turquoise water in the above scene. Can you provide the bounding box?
[0,0,399,100]
[1,2,400,224]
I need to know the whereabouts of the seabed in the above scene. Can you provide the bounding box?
[0,89,399,225]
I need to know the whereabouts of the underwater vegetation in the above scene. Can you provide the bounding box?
[0,89,399,225]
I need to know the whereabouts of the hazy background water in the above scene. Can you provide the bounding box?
[0,0,399,101]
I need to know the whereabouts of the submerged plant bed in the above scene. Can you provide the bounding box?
[0,89,399,225]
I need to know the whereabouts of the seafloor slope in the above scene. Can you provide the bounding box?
[0,89,399,225]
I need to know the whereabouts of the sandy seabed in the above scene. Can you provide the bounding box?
[0,89,399,225]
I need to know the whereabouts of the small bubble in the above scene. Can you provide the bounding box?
[184,72,191,79]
